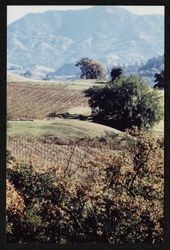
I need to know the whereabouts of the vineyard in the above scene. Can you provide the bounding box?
[7,135,124,179]
[7,77,164,243]
[7,82,89,120]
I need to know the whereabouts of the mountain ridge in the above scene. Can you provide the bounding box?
[7,6,164,79]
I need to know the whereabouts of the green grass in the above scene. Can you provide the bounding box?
[8,118,122,139]
[150,120,164,137]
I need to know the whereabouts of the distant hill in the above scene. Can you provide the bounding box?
[45,63,80,80]
[8,6,164,79]
[123,55,164,85]
[139,55,164,72]
[138,55,164,84]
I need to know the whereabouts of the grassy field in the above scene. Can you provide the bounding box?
[8,118,122,139]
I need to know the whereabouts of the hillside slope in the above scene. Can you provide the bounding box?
[8,6,164,73]
[8,119,122,139]
[7,81,90,120]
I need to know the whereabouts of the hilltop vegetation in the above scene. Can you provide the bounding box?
[75,58,107,80]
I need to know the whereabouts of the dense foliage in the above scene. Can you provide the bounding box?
[7,130,164,243]
[75,58,107,80]
[154,70,164,89]
[110,67,123,82]
[85,75,163,130]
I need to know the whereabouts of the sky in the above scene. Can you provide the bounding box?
[7,5,164,25]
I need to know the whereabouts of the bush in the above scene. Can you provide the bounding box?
[6,130,164,243]
[6,180,25,242]
[85,75,163,131]
[7,163,64,242]
[154,70,164,89]
[110,67,123,82]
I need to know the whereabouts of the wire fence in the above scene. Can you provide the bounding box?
[7,135,117,172]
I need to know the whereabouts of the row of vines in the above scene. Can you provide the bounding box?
[8,83,88,119]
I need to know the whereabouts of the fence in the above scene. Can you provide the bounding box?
[7,135,117,174]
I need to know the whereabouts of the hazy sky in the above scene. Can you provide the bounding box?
[7,5,164,25]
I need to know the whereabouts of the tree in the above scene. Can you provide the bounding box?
[75,58,107,80]
[85,75,163,131]
[110,67,122,82]
[154,70,164,89]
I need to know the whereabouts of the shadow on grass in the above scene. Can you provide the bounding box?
[47,112,92,121]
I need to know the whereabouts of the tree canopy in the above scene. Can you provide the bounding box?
[154,70,164,89]
[85,75,163,131]
[110,67,123,82]
[75,58,107,80]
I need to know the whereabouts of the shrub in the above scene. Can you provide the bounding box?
[6,130,164,243]
[6,180,25,242]
[110,67,123,82]
[7,163,64,242]
[154,70,164,89]
[85,75,163,130]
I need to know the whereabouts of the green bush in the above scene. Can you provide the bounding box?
[110,67,123,82]
[154,70,164,89]
[85,75,163,131]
